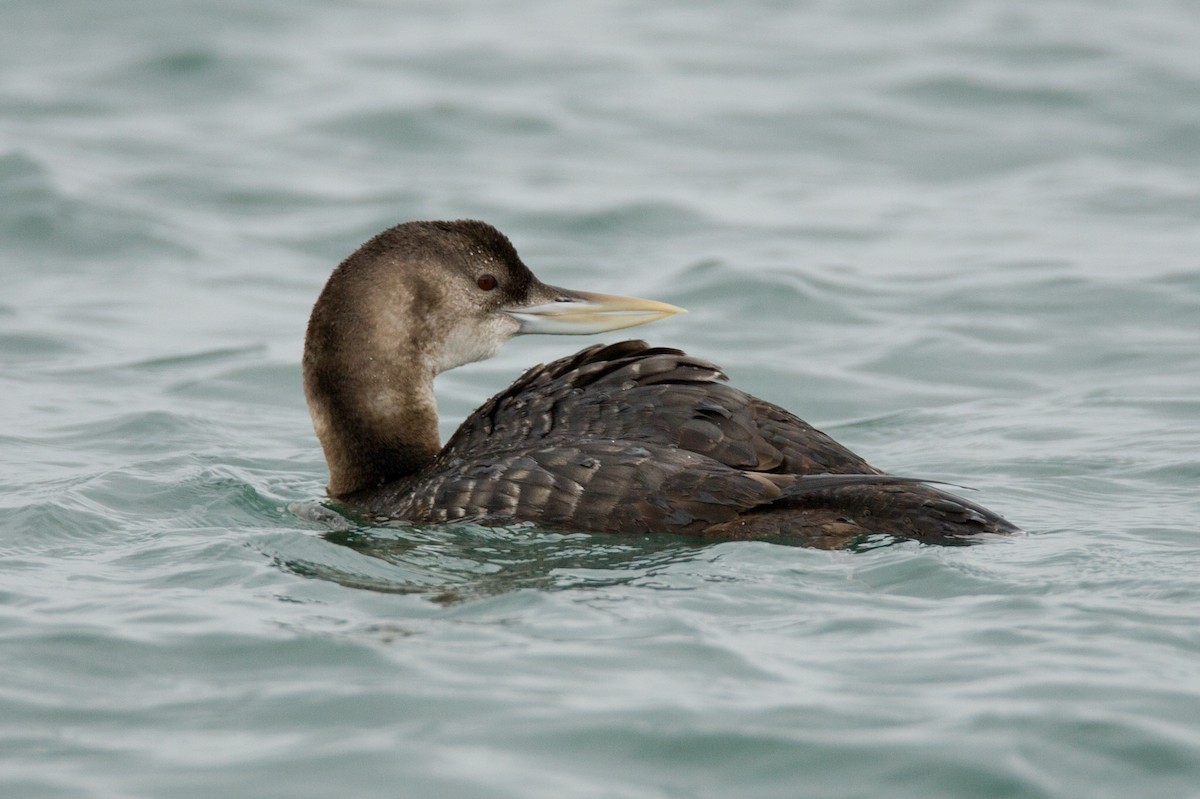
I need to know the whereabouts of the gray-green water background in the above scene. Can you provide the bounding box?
[3,1,1200,797]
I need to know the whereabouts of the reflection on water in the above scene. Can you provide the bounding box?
[282,500,924,601]
[296,521,711,603]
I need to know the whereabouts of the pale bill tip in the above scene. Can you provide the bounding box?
[508,290,685,335]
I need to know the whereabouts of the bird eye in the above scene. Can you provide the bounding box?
[476,274,498,291]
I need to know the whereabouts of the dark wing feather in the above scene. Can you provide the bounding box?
[362,341,1019,542]
[439,340,877,475]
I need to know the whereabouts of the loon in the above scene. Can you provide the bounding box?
[303,219,1019,545]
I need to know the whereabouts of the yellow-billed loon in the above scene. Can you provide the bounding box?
[303,220,1019,546]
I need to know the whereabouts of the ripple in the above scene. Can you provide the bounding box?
[317,103,559,151]
[0,151,174,257]
[265,520,716,602]
[895,74,1093,110]
[0,331,81,361]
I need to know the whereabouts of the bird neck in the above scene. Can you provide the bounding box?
[304,351,442,499]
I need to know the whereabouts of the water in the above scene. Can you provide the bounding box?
[3,1,1200,796]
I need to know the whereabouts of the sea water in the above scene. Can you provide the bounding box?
[3,1,1200,797]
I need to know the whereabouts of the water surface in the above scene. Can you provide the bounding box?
[3,1,1200,797]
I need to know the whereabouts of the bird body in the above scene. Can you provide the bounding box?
[304,220,1019,546]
